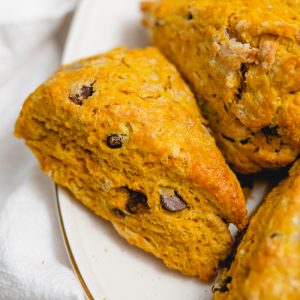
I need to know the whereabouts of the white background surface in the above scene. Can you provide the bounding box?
[0,0,84,299]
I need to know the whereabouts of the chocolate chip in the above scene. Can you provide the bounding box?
[261,126,278,136]
[69,82,95,105]
[235,63,247,101]
[240,137,250,145]
[126,190,149,214]
[270,232,281,238]
[106,134,127,149]
[240,63,247,78]
[81,85,94,99]
[160,190,187,212]
[69,94,83,105]
[112,208,126,218]
[222,134,235,143]
[212,276,232,293]
[187,12,193,20]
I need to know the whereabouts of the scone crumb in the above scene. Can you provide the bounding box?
[235,19,250,32]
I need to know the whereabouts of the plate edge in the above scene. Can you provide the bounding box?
[55,184,94,300]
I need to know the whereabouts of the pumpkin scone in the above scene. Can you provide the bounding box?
[213,159,300,300]
[142,0,300,174]
[14,47,246,281]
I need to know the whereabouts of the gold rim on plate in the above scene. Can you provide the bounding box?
[55,184,94,300]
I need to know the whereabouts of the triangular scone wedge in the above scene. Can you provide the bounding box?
[213,159,300,299]
[15,47,246,281]
[141,0,300,174]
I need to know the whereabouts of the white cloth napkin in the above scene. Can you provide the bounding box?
[0,0,85,299]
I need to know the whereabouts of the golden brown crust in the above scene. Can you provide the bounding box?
[142,0,300,173]
[15,47,246,281]
[213,159,300,300]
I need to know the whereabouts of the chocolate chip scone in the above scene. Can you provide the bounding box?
[213,159,300,299]
[15,47,246,281]
[142,0,300,174]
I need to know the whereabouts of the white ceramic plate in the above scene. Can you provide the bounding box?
[56,1,270,299]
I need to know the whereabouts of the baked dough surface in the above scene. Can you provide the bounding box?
[15,47,246,281]
[213,159,300,299]
[142,0,300,173]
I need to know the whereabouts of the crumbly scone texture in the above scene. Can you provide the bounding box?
[213,159,300,300]
[14,47,246,282]
[142,0,300,174]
